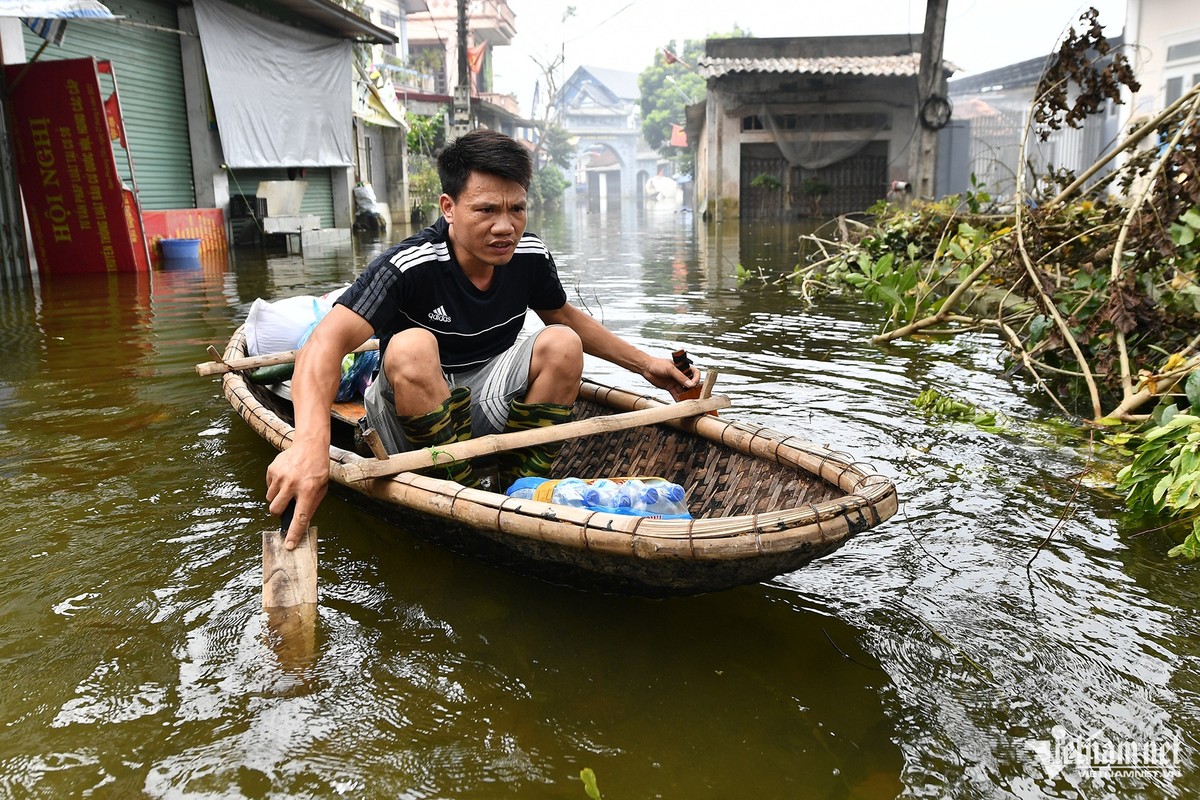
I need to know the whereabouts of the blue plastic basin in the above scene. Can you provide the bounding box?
[159,238,201,259]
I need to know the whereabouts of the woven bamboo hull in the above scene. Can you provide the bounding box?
[219,328,897,596]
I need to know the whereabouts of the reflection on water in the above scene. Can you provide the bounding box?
[0,201,1197,798]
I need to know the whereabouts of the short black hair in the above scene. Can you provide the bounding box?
[436,129,533,199]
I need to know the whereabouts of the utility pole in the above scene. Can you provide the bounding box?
[450,0,472,140]
[912,0,950,199]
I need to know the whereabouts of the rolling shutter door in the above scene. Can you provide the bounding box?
[22,0,194,210]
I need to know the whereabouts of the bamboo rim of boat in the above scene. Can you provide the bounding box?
[218,327,898,562]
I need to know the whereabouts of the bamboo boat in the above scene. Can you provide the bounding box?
[202,327,898,596]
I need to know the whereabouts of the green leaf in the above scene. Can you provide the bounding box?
[1145,414,1200,440]
[1174,223,1196,247]
[876,284,906,311]
[580,768,602,800]
[1029,314,1051,345]
[1152,473,1174,505]
[1182,206,1200,229]
[1167,528,1200,559]
[1186,370,1200,412]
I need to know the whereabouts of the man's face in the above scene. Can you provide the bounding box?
[441,171,528,271]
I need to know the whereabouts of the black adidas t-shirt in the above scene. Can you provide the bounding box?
[336,217,568,373]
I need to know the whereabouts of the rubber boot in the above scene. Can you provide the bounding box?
[495,399,574,491]
[398,386,475,486]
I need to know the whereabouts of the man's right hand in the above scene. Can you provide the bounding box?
[266,440,330,550]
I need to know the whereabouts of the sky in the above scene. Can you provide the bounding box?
[490,0,1129,117]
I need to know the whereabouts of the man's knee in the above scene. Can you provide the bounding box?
[535,325,583,369]
[384,329,443,387]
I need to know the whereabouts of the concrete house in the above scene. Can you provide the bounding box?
[1120,0,1200,125]
[0,0,395,274]
[403,0,531,136]
[689,35,949,221]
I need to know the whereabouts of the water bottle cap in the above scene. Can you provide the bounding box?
[666,484,685,502]
[583,488,601,506]
[643,487,659,504]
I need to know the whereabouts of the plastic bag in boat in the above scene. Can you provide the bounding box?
[296,300,378,402]
[244,285,349,356]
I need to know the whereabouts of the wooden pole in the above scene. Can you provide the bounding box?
[262,525,318,608]
[195,339,379,377]
[261,505,318,669]
[913,0,949,198]
[339,394,731,482]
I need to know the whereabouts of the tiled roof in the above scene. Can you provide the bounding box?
[698,54,923,79]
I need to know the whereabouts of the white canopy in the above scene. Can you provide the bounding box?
[193,0,353,169]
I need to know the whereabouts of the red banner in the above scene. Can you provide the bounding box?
[143,208,229,260]
[3,58,150,275]
[103,92,126,148]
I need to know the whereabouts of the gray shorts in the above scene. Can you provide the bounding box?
[363,327,553,453]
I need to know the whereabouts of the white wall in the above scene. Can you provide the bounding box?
[1124,0,1200,120]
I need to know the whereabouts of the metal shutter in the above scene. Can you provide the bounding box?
[22,0,195,210]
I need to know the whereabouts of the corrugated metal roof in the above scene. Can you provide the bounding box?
[268,0,397,43]
[698,54,922,79]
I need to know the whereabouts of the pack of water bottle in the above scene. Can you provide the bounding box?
[505,476,691,519]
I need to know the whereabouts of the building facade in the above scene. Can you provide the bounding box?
[689,35,945,221]
[555,65,658,208]
[0,0,395,276]
[1122,0,1200,122]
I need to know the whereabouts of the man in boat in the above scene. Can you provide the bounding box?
[266,128,697,548]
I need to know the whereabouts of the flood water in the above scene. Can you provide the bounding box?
[1,201,1198,798]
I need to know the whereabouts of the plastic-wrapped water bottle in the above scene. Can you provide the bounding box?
[627,479,689,516]
[648,481,688,516]
[622,479,651,512]
[550,477,589,507]
[583,478,631,511]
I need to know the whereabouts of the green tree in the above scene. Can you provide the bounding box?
[406,108,447,222]
[535,123,575,170]
[530,122,574,209]
[407,110,446,157]
[638,28,748,159]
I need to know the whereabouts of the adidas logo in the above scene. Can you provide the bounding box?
[427,305,452,323]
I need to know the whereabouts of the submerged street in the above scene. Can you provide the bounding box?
[0,202,1196,797]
